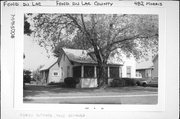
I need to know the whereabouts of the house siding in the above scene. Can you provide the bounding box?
[48,54,72,83]
[122,56,136,78]
[136,68,153,79]
[152,55,158,79]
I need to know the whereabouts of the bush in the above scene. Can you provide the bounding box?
[24,74,31,83]
[64,77,80,88]
[110,78,125,87]
[110,78,136,87]
[122,78,136,86]
[23,69,31,83]
[48,82,66,87]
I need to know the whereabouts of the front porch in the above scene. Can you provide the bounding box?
[73,64,122,88]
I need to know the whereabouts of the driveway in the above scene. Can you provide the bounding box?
[23,85,158,104]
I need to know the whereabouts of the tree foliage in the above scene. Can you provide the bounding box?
[32,65,43,82]
[24,14,32,35]
[23,69,31,83]
[26,13,158,88]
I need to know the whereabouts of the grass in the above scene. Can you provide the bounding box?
[23,85,158,104]
[23,85,157,97]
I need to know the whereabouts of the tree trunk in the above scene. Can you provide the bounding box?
[97,63,108,88]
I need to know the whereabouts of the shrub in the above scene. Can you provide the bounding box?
[110,78,136,87]
[48,82,66,87]
[23,69,31,83]
[64,77,80,88]
[110,78,125,87]
[122,78,136,86]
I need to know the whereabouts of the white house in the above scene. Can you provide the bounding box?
[40,48,136,88]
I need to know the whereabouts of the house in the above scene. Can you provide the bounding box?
[136,54,158,81]
[136,60,154,79]
[152,54,158,80]
[40,48,136,88]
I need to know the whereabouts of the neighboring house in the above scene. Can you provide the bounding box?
[136,60,154,79]
[40,48,136,88]
[152,54,158,80]
[136,54,158,81]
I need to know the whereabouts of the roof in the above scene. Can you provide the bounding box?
[136,60,153,70]
[40,48,123,71]
[63,48,123,65]
[63,48,97,64]
[39,57,58,71]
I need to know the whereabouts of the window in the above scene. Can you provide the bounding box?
[110,67,119,78]
[136,71,142,78]
[67,66,70,77]
[61,67,63,77]
[54,72,58,75]
[84,66,94,78]
[126,66,131,78]
[120,66,122,77]
[73,66,81,78]
[52,71,59,76]
[145,69,151,78]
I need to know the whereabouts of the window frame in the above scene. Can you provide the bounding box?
[109,67,119,78]
[126,66,131,78]
[84,66,94,78]
[52,70,60,77]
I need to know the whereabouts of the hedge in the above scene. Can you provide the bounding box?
[110,78,136,87]
[64,77,80,88]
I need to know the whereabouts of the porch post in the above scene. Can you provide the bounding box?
[94,66,97,77]
[108,66,110,78]
[81,65,84,78]
[119,66,121,78]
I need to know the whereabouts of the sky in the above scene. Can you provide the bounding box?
[24,35,53,71]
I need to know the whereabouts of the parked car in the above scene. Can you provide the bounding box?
[147,78,158,87]
[135,78,150,87]
[135,78,158,87]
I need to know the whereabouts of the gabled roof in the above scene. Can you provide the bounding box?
[136,60,153,70]
[63,48,97,64]
[39,57,58,71]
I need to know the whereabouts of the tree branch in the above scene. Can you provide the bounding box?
[109,34,146,48]
[66,14,83,32]
[80,14,88,35]
[110,25,131,42]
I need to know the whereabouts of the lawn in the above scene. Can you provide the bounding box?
[23,85,157,96]
[23,85,158,104]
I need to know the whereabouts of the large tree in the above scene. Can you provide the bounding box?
[26,14,158,88]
